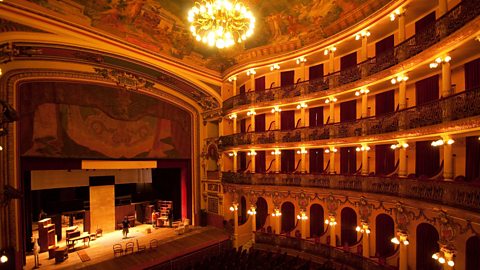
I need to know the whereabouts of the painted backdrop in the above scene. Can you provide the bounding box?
[19,82,191,159]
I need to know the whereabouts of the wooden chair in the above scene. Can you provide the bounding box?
[150,239,159,249]
[136,239,146,252]
[124,241,134,255]
[113,244,123,257]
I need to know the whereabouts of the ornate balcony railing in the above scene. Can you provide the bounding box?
[219,88,480,148]
[223,172,480,212]
[255,232,395,270]
[223,0,480,111]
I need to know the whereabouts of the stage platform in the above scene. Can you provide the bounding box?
[25,224,230,270]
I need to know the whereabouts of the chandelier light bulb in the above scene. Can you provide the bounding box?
[391,237,400,245]
[447,260,454,267]
[438,257,446,264]
[403,240,409,245]
[296,56,307,64]
[447,139,455,145]
[432,253,439,260]
[270,63,280,71]
[247,68,256,76]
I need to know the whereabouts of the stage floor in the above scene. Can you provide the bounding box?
[25,224,229,270]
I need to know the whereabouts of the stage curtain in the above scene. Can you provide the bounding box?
[281,150,295,173]
[375,144,395,175]
[466,136,480,181]
[415,141,440,177]
[240,118,246,133]
[280,110,295,130]
[309,148,324,173]
[309,106,324,127]
[255,76,265,91]
[340,100,357,122]
[309,64,324,80]
[340,147,357,174]
[255,151,266,173]
[239,151,247,172]
[375,90,395,115]
[281,70,295,86]
[255,114,266,132]
[465,57,480,90]
[416,75,439,105]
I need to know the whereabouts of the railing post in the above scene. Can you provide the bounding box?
[398,8,406,42]
[398,145,407,178]
[232,151,238,172]
[442,136,454,181]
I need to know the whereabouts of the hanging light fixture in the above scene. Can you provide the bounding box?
[188,0,255,48]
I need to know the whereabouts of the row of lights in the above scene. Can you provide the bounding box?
[355,225,371,234]
[432,251,455,267]
[431,139,454,147]
[390,236,409,246]
[324,148,337,153]
[356,146,371,152]
[429,56,451,69]
[390,143,409,149]
[355,88,370,96]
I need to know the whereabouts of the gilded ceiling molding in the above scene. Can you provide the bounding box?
[0,18,49,33]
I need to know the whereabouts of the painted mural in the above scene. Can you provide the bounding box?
[27,0,377,71]
[19,82,191,159]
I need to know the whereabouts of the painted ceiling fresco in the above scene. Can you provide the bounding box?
[29,0,382,71]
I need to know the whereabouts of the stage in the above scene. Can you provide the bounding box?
[25,224,230,270]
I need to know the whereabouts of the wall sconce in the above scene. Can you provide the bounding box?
[271,150,281,155]
[228,152,237,157]
[431,139,454,146]
[324,147,337,153]
[429,56,451,68]
[246,110,256,116]
[356,146,371,152]
[229,204,238,212]
[355,223,371,234]
[0,68,2,76]
[391,74,409,84]
[297,210,308,220]
[270,64,280,71]
[228,75,237,82]
[271,106,282,113]
[391,231,409,246]
[0,250,7,263]
[247,206,256,215]
[296,102,308,109]
[271,208,282,217]
[246,69,256,76]
[228,113,237,119]
[325,97,338,104]
[296,149,308,154]
[390,8,403,21]
[247,150,257,156]
[296,56,307,64]
[324,46,337,55]
[390,143,409,149]
[325,216,337,225]
[432,247,455,267]
[0,145,3,151]
[355,30,371,40]
[355,88,370,96]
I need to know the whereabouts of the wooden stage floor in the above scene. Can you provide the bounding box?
[25,225,229,270]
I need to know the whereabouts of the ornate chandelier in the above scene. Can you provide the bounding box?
[187,0,255,49]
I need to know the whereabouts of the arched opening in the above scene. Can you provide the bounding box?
[256,197,268,230]
[309,204,324,237]
[341,207,357,246]
[466,236,480,270]
[281,202,295,234]
[375,214,395,257]
[416,223,441,270]
[239,196,247,225]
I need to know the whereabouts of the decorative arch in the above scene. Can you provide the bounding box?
[416,223,441,270]
[281,201,295,234]
[375,214,395,257]
[466,235,480,270]
[309,204,324,238]
[255,197,268,230]
[341,207,357,246]
[239,196,247,225]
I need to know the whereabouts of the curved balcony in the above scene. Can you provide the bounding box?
[223,0,480,112]
[255,232,395,270]
[222,172,480,212]
[219,87,480,149]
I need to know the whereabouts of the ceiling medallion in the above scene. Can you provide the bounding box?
[187,0,255,49]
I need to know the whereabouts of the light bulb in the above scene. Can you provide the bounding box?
[438,257,446,264]
[447,260,454,267]
[432,253,439,260]
[0,254,7,263]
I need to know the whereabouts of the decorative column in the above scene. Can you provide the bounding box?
[297,210,308,239]
[248,206,257,243]
[325,215,337,247]
[327,147,337,174]
[247,69,256,91]
[273,149,281,173]
[397,8,406,42]
[395,142,408,178]
[296,57,307,95]
[398,80,407,110]
[441,57,452,97]
[232,151,238,172]
[229,114,237,134]
[356,223,371,258]
[298,148,307,173]
[272,208,282,234]
[435,138,455,180]
[325,47,336,88]
[273,107,281,130]
[357,144,370,175]
[248,110,256,132]
[248,150,256,173]
[300,107,306,127]
[391,232,409,270]
[438,0,448,16]
[230,203,239,248]
[229,75,237,96]
[218,118,224,137]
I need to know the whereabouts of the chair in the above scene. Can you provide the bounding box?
[136,239,146,252]
[124,241,134,255]
[113,244,123,257]
[150,239,159,249]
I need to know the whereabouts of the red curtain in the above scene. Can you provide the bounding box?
[416,75,439,105]
[340,207,357,246]
[375,35,394,57]
[375,90,395,115]
[255,151,266,173]
[309,64,324,80]
[416,223,441,270]
[466,236,480,270]
[309,106,324,127]
[240,118,246,133]
[255,197,268,230]
[341,52,357,70]
[239,84,245,94]
[309,204,324,237]
[281,70,295,86]
[375,144,395,175]
[281,202,295,233]
[281,150,295,173]
[340,147,357,174]
[375,214,395,257]
[281,110,295,130]
[415,141,440,177]
[466,136,480,181]
[239,151,247,172]
[415,12,436,35]
[309,148,324,173]
[340,100,357,122]
[465,57,480,90]
[255,76,265,91]
[255,113,266,132]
